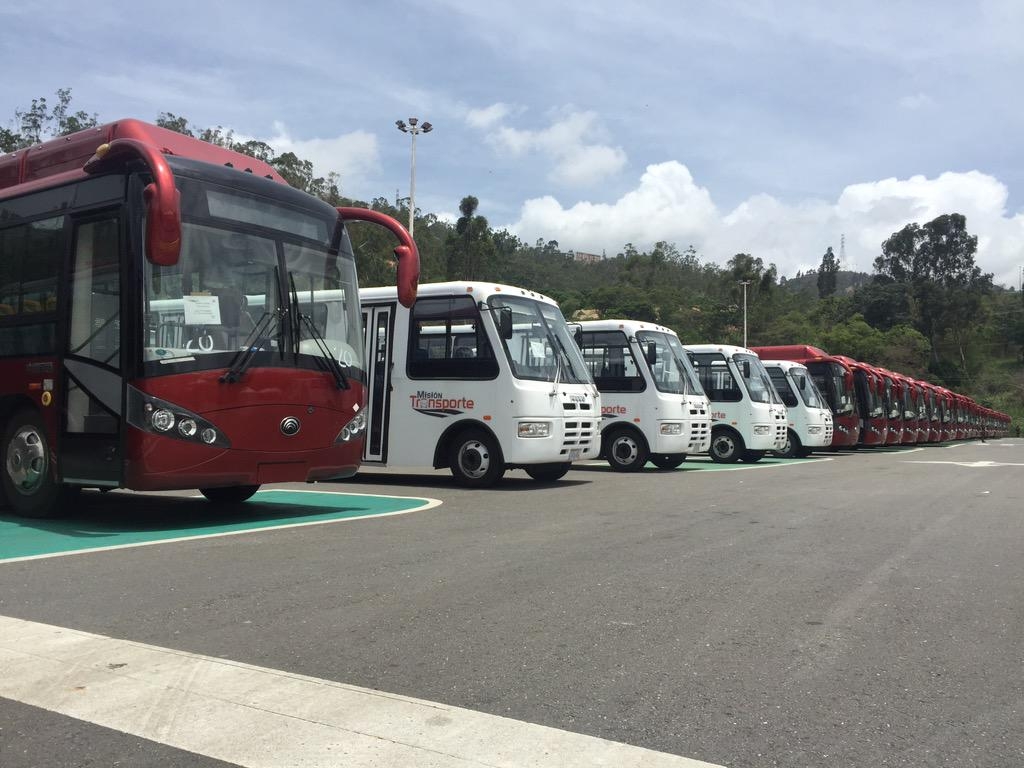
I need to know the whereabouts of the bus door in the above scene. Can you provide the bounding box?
[361,304,394,463]
[60,216,124,486]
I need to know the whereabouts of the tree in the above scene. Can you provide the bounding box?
[817,246,839,298]
[2,89,97,151]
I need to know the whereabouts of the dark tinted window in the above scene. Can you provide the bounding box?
[580,330,645,392]
[408,296,498,379]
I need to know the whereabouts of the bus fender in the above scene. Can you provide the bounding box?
[432,419,500,469]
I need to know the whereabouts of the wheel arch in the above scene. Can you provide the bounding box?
[432,419,502,469]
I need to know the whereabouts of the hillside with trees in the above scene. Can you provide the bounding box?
[4,91,1022,426]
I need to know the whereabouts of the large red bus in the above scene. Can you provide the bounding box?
[751,345,860,448]
[0,119,418,517]
[834,355,887,447]
[873,367,904,445]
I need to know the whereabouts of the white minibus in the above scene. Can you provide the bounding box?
[761,360,834,457]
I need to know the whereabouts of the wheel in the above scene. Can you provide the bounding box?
[772,429,802,459]
[650,454,686,470]
[604,427,648,472]
[2,408,75,518]
[449,429,505,487]
[199,485,260,503]
[740,449,766,463]
[709,428,744,463]
[525,462,571,482]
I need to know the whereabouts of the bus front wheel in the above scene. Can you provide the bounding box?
[449,429,505,487]
[604,427,648,472]
[2,408,75,518]
[772,430,802,459]
[525,462,571,482]
[709,429,744,463]
[199,485,260,503]
[650,454,686,470]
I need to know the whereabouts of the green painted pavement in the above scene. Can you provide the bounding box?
[0,489,439,563]
[654,456,830,471]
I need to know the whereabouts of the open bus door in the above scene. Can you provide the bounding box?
[59,215,125,487]
[361,303,394,463]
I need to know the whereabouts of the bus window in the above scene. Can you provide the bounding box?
[0,217,63,356]
[408,296,498,379]
[579,330,645,392]
[767,367,798,408]
[689,353,743,402]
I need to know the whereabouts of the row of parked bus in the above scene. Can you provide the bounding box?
[0,119,1012,519]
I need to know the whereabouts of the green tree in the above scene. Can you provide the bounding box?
[817,246,839,298]
[2,89,97,150]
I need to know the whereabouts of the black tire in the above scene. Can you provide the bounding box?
[199,485,260,503]
[525,462,571,482]
[650,454,686,470]
[449,429,505,487]
[604,427,649,472]
[2,408,75,518]
[772,429,802,459]
[709,428,745,463]
[740,449,766,463]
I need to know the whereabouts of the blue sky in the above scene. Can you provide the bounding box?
[3,0,1023,287]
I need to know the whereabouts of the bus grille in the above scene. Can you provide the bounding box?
[561,419,599,456]
[689,420,711,451]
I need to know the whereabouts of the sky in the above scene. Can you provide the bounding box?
[3,0,1024,288]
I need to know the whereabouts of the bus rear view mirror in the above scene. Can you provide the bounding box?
[337,207,420,308]
[645,342,658,366]
[742,360,751,379]
[497,307,513,340]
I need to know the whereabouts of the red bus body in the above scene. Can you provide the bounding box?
[751,345,859,448]
[0,120,418,516]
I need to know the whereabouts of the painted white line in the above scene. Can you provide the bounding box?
[0,615,723,768]
[0,491,442,566]
[906,460,1024,468]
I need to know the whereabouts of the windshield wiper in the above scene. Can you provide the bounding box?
[220,310,280,384]
[288,273,350,390]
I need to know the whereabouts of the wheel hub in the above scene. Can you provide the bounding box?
[458,440,490,479]
[612,436,638,464]
[7,427,47,495]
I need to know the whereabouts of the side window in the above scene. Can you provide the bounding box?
[768,369,798,407]
[580,330,645,392]
[690,353,742,402]
[0,216,63,356]
[408,296,498,379]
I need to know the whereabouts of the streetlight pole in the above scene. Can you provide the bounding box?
[395,117,432,239]
[738,280,752,348]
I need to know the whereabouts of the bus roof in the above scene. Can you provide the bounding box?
[751,345,852,370]
[0,118,286,199]
[359,281,557,306]
[576,319,678,336]
[683,343,759,357]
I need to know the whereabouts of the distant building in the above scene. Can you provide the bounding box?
[571,251,602,264]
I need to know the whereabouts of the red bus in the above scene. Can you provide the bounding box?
[751,345,860,448]
[0,119,418,518]
[834,355,887,447]
[874,367,904,445]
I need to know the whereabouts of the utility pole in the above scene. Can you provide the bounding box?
[738,280,752,348]
[395,118,433,238]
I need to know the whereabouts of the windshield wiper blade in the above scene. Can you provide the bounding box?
[287,273,349,390]
[220,310,279,384]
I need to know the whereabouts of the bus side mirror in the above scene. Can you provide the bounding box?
[645,342,657,366]
[742,360,751,378]
[337,207,420,308]
[797,377,806,390]
[570,323,583,348]
[497,307,513,340]
[84,139,182,266]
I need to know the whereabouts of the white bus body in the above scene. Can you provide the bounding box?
[576,320,711,470]
[359,282,601,486]
[683,343,788,462]
[761,360,834,457]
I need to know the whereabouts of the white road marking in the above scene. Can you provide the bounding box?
[0,615,723,768]
[906,460,1024,468]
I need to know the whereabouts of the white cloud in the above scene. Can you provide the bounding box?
[474,108,627,187]
[465,103,513,129]
[506,164,1024,288]
[266,122,380,191]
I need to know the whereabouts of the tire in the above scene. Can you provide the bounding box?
[650,454,686,470]
[740,449,766,463]
[709,428,745,463]
[449,429,505,487]
[525,462,571,482]
[199,485,260,503]
[772,429,802,459]
[604,427,648,472]
[2,408,75,518]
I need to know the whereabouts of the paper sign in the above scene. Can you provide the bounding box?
[183,295,222,326]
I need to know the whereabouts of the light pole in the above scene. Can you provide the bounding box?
[395,117,432,238]
[738,280,752,348]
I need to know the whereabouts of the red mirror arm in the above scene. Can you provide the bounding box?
[338,207,420,308]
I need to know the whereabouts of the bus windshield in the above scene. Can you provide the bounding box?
[807,361,855,416]
[489,295,591,385]
[791,368,827,409]
[734,353,781,404]
[142,178,361,375]
[635,330,704,396]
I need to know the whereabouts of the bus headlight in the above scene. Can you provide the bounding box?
[150,409,175,432]
[334,408,367,443]
[518,421,551,438]
[126,385,229,448]
[753,425,770,435]
[660,423,683,435]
